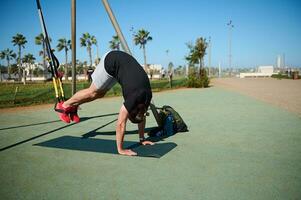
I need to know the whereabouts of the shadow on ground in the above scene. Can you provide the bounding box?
[0,113,119,152]
[35,136,177,158]
[82,126,157,138]
[1,111,177,158]
[0,113,119,131]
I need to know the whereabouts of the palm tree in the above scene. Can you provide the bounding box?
[109,35,121,50]
[22,54,36,81]
[133,29,152,71]
[168,62,174,75]
[0,49,16,79]
[186,37,208,74]
[91,36,100,65]
[57,38,71,81]
[0,52,4,81]
[80,33,95,67]
[35,33,52,79]
[12,33,27,81]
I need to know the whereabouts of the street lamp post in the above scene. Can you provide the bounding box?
[227,20,234,76]
[130,26,135,56]
[208,36,211,77]
[218,61,221,78]
[165,49,169,73]
[71,0,76,95]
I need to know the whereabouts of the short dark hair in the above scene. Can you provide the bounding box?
[128,104,147,123]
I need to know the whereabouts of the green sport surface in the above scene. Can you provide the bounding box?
[1,88,301,199]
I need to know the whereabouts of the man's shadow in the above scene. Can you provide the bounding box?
[0,113,119,152]
[1,112,178,158]
[80,122,176,146]
[34,135,177,158]
[0,113,119,131]
[82,126,157,138]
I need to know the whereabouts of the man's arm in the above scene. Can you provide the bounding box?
[138,119,146,141]
[138,118,154,146]
[116,104,137,156]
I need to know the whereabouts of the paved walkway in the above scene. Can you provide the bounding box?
[1,88,301,199]
[213,78,301,116]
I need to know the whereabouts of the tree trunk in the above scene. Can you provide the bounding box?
[7,58,11,79]
[43,42,46,80]
[23,66,26,85]
[65,48,68,81]
[30,65,33,81]
[200,58,202,70]
[96,45,99,64]
[143,45,147,71]
[88,47,92,67]
[18,46,22,81]
[199,58,206,77]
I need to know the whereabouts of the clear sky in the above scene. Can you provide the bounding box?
[0,0,300,69]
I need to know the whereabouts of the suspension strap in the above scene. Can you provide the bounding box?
[36,0,65,103]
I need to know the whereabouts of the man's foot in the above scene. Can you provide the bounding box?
[55,102,71,123]
[70,109,80,123]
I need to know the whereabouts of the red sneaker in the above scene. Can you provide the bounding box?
[69,106,80,123]
[55,102,71,123]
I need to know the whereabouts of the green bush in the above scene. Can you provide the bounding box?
[271,72,301,80]
[187,68,209,88]
[271,73,289,80]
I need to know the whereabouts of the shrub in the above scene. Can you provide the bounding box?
[187,68,210,88]
[271,73,289,80]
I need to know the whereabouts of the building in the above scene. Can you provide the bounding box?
[142,64,165,79]
[239,66,275,78]
[258,66,274,74]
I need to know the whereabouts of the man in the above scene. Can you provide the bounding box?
[56,50,154,156]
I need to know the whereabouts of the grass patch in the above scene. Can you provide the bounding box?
[0,78,187,108]
[271,73,301,80]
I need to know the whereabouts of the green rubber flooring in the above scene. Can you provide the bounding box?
[1,88,300,200]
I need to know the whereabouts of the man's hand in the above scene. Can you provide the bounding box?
[118,149,137,156]
[141,140,155,146]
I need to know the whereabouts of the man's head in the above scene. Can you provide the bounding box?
[128,103,147,124]
[125,89,152,124]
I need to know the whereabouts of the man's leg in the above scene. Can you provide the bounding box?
[57,51,114,123]
[63,83,106,107]
[55,83,106,123]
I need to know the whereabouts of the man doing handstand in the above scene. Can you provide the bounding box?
[56,50,154,156]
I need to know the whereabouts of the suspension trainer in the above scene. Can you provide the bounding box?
[36,0,65,109]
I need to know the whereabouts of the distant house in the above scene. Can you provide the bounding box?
[142,64,164,79]
[258,66,274,74]
[23,62,42,75]
[240,66,275,78]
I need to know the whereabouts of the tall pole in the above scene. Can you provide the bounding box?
[130,26,135,56]
[0,60,2,82]
[208,36,211,77]
[166,49,169,69]
[283,53,285,69]
[71,0,76,95]
[101,0,132,55]
[218,61,221,78]
[227,20,234,76]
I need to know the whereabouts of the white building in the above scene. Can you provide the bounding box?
[239,65,275,78]
[142,64,165,79]
[258,66,274,74]
[22,62,42,75]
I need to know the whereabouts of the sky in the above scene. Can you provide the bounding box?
[0,0,300,69]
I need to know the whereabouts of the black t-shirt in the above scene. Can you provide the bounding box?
[104,50,152,114]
